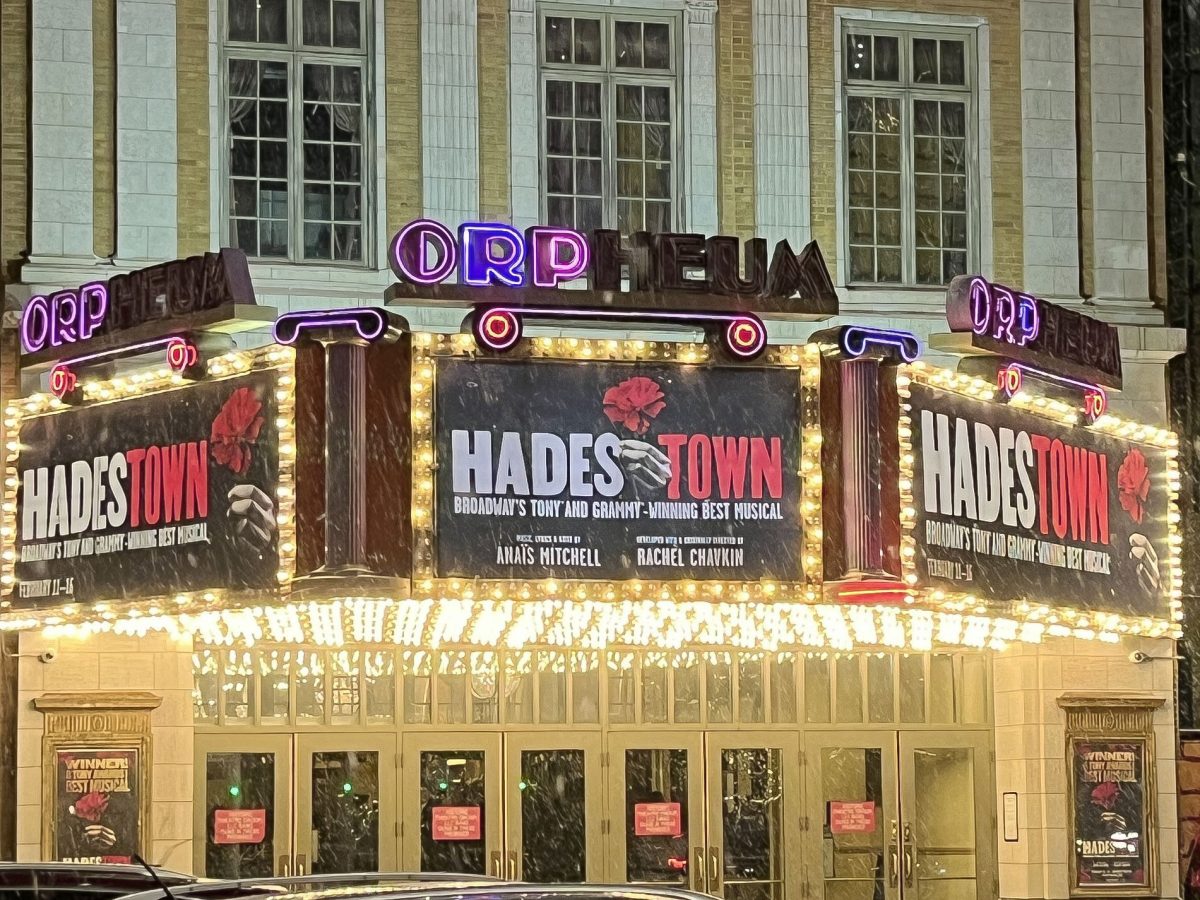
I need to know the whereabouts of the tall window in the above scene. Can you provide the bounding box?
[842,26,975,285]
[224,0,368,263]
[540,12,678,234]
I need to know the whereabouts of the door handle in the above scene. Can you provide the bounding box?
[888,820,899,888]
[691,846,707,893]
[490,850,503,878]
[296,854,307,876]
[708,846,723,895]
[278,855,291,877]
[901,823,914,888]
[506,849,518,880]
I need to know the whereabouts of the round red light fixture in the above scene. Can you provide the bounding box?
[723,316,766,359]
[474,308,522,351]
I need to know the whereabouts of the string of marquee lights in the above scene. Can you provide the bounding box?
[896,361,1183,642]
[37,596,1047,653]
[409,332,826,605]
[0,344,299,624]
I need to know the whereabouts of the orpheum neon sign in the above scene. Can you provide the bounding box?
[19,249,256,357]
[389,218,834,301]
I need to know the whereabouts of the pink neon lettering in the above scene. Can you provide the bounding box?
[78,283,109,341]
[49,290,81,346]
[391,218,457,284]
[527,226,590,287]
[20,295,51,353]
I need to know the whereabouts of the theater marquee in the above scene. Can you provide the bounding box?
[897,364,1181,631]
[410,334,824,602]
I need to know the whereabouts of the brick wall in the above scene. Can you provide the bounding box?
[808,0,1023,287]
[477,0,510,222]
[0,0,29,283]
[176,0,210,256]
[386,0,422,236]
[717,1,755,240]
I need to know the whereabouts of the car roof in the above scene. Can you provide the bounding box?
[0,863,196,886]
[121,878,710,900]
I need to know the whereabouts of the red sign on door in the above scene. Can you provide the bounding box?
[829,801,876,834]
[634,802,683,837]
[213,809,268,845]
[431,806,482,841]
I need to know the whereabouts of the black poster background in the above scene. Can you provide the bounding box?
[54,747,140,864]
[433,358,803,581]
[1071,740,1149,888]
[14,371,280,607]
[909,382,1171,618]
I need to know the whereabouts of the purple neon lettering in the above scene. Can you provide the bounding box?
[968,276,991,335]
[1016,293,1040,345]
[459,223,525,287]
[49,290,81,347]
[20,296,51,353]
[78,283,109,341]
[526,226,589,287]
[392,218,457,284]
[990,286,1017,343]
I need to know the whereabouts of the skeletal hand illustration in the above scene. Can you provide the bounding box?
[228,484,277,555]
[84,824,117,849]
[617,440,672,490]
[1129,533,1160,595]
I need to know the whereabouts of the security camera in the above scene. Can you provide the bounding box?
[1129,650,1150,664]
[38,650,57,664]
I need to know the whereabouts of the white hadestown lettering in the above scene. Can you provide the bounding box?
[451,431,625,497]
[920,410,1110,545]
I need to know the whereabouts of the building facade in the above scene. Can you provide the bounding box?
[0,2,1188,900]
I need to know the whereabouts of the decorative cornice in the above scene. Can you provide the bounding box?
[33,691,163,712]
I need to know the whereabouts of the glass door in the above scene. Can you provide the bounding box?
[193,734,293,878]
[504,732,604,882]
[294,733,398,874]
[704,732,802,900]
[897,733,995,900]
[805,732,900,900]
[400,733,504,876]
[606,732,705,889]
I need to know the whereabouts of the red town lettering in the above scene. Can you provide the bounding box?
[920,411,1110,546]
[658,435,783,501]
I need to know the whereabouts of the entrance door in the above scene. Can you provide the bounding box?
[605,732,705,889]
[805,732,901,900]
[294,733,398,874]
[805,732,995,900]
[399,733,504,876]
[505,732,604,882]
[194,734,293,878]
[705,733,802,900]
[897,733,995,900]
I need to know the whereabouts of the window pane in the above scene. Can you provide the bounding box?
[805,656,831,723]
[914,38,938,83]
[644,23,670,69]
[547,80,572,116]
[261,62,287,96]
[305,222,332,259]
[872,35,899,80]
[259,0,285,42]
[615,20,643,67]
[261,220,287,256]
[228,0,256,41]
[845,33,871,78]
[258,142,284,177]
[940,40,966,85]
[333,0,361,49]
[575,82,600,117]
[232,179,256,215]
[233,218,258,254]
[574,18,600,65]
[545,17,570,63]
[941,101,965,137]
[303,0,331,45]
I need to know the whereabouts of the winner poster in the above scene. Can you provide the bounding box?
[432,358,804,581]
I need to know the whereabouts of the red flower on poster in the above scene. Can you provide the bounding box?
[210,387,265,475]
[1117,448,1151,524]
[603,376,666,435]
[1090,781,1120,810]
[73,792,110,823]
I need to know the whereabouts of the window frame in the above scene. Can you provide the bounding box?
[537,6,684,234]
[839,22,980,288]
[219,0,375,267]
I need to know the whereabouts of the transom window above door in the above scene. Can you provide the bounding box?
[841,25,977,286]
[223,0,370,264]
[540,11,679,235]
